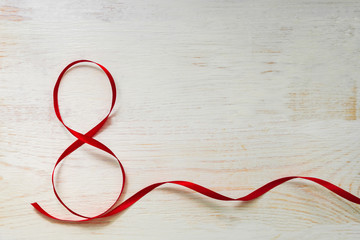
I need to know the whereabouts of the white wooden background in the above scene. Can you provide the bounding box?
[1,0,360,239]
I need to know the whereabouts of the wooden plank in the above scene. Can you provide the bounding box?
[1,0,360,239]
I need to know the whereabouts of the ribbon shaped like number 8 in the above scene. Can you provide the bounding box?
[32,60,360,222]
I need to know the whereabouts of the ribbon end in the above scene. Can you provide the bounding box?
[31,202,39,207]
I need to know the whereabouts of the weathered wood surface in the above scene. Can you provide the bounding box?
[1,0,360,239]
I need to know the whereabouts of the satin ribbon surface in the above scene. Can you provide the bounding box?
[31,60,360,222]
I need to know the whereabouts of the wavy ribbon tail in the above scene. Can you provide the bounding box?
[31,176,360,222]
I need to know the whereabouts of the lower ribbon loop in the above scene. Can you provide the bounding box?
[31,60,360,222]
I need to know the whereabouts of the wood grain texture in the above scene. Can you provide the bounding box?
[1,0,360,239]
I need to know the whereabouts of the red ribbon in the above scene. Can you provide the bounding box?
[31,60,360,222]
